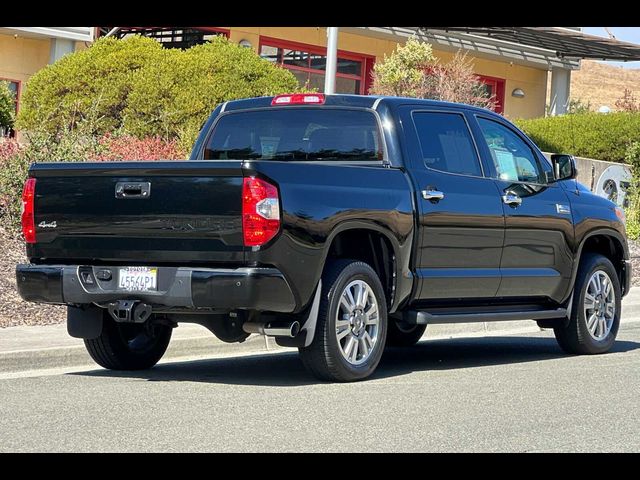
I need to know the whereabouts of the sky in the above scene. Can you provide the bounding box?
[582,27,640,69]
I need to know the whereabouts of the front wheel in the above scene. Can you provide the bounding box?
[554,253,621,355]
[299,259,388,382]
[84,312,172,370]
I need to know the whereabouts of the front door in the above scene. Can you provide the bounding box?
[472,115,575,303]
[400,107,505,300]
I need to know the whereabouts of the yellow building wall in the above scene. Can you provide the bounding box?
[0,33,50,96]
[226,27,548,119]
[0,34,87,104]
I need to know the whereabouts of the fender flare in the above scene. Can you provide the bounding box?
[567,228,628,302]
[319,220,413,313]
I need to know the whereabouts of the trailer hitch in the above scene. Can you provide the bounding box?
[107,300,153,323]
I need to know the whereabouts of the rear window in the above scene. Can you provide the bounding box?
[203,108,382,161]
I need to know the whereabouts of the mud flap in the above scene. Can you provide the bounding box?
[274,280,322,348]
[67,305,103,339]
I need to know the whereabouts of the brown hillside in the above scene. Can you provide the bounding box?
[569,60,640,110]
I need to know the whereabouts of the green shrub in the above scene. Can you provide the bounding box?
[0,81,15,133]
[123,37,299,152]
[625,141,640,170]
[626,217,640,240]
[370,38,435,97]
[16,36,299,151]
[515,112,640,163]
[0,152,30,231]
[16,36,167,136]
[624,141,640,240]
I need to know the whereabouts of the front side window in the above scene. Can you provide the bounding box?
[412,112,482,177]
[204,108,382,162]
[477,117,546,184]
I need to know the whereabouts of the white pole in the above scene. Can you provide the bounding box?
[324,27,339,94]
[104,27,121,38]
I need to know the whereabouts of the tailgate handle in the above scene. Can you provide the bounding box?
[115,182,151,199]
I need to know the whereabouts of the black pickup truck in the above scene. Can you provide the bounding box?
[16,93,631,381]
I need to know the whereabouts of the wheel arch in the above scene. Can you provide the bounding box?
[321,221,413,313]
[571,228,629,299]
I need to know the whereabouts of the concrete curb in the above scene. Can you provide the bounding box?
[0,333,274,373]
[1,295,639,374]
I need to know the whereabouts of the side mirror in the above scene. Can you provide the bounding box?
[551,154,578,181]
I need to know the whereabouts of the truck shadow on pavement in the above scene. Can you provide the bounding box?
[72,334,640,387]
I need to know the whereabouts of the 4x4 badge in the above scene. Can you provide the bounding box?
[38,221,57,228]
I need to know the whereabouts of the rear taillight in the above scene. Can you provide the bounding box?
[21,178,36,244]
[271,93,325,106]
[242,177,280,247]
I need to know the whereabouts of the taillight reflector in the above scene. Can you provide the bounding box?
[21,178,36,244]
[271,93,325,106]
[242,177,280,247]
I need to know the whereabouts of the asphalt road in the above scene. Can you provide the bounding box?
[1,323,639,452]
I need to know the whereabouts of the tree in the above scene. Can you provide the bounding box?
[370,38,496,111]
[0,81,15,135]
[369,38,435,97]
[16,35,300,150]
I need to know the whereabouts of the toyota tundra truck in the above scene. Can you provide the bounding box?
[16,93,631,382]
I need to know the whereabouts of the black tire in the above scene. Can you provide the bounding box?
[386,320,427,347]
[84,311,172,370]
[299,259,388,382]
[554,253,621,355]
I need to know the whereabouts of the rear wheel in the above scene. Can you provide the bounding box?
[554,253,621,355]
[84,312,172,370]
[299,259,387,382]
[386,320,426,347]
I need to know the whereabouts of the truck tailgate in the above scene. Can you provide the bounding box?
[28,161,245,265]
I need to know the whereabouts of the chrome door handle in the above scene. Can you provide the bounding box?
[502,191,522,207]
[422,190,444,201]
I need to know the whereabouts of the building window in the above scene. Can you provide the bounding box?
[96,27,230,49]
[476,75,505,114]
[0,78,20,138]
[259,37,373,95]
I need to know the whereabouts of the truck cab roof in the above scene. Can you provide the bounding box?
[222,93,500,117]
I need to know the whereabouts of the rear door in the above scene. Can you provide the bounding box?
[471,114,575,303]
[400,106,505,300]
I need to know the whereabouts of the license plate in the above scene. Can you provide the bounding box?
[118,267,157,292]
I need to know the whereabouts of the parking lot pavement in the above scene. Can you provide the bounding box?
[0,321,638,452]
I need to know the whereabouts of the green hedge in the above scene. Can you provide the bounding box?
[16,35,299,152]
[515,112,640,163]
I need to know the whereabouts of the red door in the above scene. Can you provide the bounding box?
[477,75,505,114]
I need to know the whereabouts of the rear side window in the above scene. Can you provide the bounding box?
[412,112,482,177]
[203,108,382,161]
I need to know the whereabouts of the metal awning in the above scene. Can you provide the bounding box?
[420,27,640,61]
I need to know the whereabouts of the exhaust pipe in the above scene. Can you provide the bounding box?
[243,321,300,338]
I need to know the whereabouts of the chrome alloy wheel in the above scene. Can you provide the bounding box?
[335,279,379,365]
[584,270,616,341]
